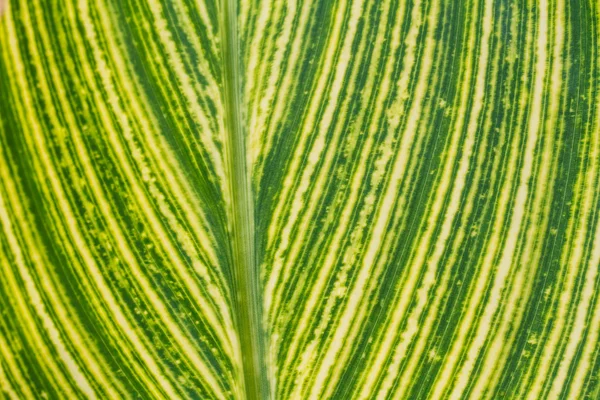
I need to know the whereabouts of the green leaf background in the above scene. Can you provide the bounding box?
[1,0,599,398]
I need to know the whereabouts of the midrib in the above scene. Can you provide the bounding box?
[220,1,270,399]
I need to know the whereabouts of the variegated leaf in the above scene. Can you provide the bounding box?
[1,0,599,399]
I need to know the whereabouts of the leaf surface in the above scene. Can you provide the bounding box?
[1,0,600,399]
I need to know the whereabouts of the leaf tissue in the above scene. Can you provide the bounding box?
[1,0,599,398]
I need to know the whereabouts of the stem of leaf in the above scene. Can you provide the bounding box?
[220,1,269,399]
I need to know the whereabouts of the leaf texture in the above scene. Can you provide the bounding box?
[1,0,600,399]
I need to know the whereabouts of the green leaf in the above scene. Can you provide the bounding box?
[1,0,600,399]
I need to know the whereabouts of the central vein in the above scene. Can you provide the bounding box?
[220,1,270,399]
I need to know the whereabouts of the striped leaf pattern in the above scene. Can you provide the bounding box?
[1,0,600,398]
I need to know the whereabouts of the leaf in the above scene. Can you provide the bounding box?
[1,0,600,399]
